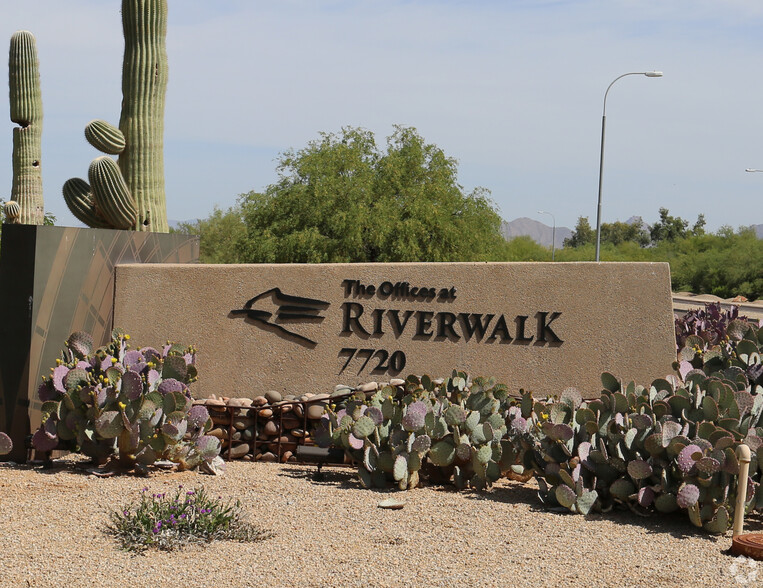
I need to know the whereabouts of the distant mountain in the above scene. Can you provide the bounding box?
[501,217,572,249]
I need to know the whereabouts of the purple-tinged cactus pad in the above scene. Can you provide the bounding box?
[38,381,59,402]
[66,331,93,358]
[146,369,161,391]
[366,406,383,426]
[695,456,721,476]
[187,405,210,429]
[123,350,146,372]
[162,420,187,442]
[52,365,69,394]
[549,423,574,442]
[627,459,653,480]
[100,355,115,372]
[0,432,12,455]
[661,421,682,447]
[411,434,431,455]
[120,370,143,401]
[677,444,702,474]
[158,378,185,395]
[402,401,427,432]
[32,425,58,452]
[555,484,576,509]
[195,435,221,460]
[348,433,364,450]
[637,486,655,508]
[140,347,161,364]
[676,483,700,508]
[630,414,653,430]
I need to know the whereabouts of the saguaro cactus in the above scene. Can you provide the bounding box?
[63,0,169,232]
[7,30,44,225]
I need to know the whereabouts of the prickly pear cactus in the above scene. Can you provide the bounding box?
[63,0,169,232]
[8,30,44,225]
[319,371,523,491]
[527,313,762,534]
[31,329,219,472]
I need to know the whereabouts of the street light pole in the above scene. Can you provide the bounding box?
[745,168,763,173]
[537,210,556,261]
[595,71,663,262]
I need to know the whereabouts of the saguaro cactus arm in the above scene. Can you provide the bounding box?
[9,30,44,225]
[62,0,169,232]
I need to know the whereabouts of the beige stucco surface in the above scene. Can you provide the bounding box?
[113,262,676,399]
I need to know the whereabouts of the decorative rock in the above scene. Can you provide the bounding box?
[208,427,226,439]
[334,385,353,393]
[263,421,279,436]
[281,450,293,463]
[306,403,327,420]
[231,430,242,442]
[242,427,255,441]
[378,498,406,510]
[293,404,304,419]
[260,451,277,462]
[211,415,231,426]
[252,396,268,407]
[281,416,301,430]
[241,454,253,461]
[256,408,274,418]
[226,443,250,459]
[205,397,226,407]
[390,378,405,386]
[265,390,282,404]
[291,428,305,438]
[358,382,378,393]
[233,417,255,430]
[227,397,252,407]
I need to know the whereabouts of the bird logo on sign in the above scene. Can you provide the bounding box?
[229,288,330,346]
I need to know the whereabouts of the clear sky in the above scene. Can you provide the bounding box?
[1,0,761,232]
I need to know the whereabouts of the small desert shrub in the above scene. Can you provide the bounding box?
[108,485,273,552]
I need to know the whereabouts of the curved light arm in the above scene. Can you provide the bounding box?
[603,71,663,116]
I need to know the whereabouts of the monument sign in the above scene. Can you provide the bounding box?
[114,261,676,400]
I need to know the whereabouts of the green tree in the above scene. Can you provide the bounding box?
[564,216,595,248]
[600,218,650,247]
[236,126,508,263]
[175,205,247,264]
[649,207,705,244]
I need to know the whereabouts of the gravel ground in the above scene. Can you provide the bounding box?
[0,457,756,588]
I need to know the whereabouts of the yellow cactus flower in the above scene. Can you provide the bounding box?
[118,402,126,410]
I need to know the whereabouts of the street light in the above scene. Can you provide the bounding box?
[537,210,556,261]
[595,71,663,262]
[745,168,763,173]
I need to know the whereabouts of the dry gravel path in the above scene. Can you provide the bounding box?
[0,458,755,587]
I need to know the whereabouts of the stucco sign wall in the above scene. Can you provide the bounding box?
[114,262,676,399]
